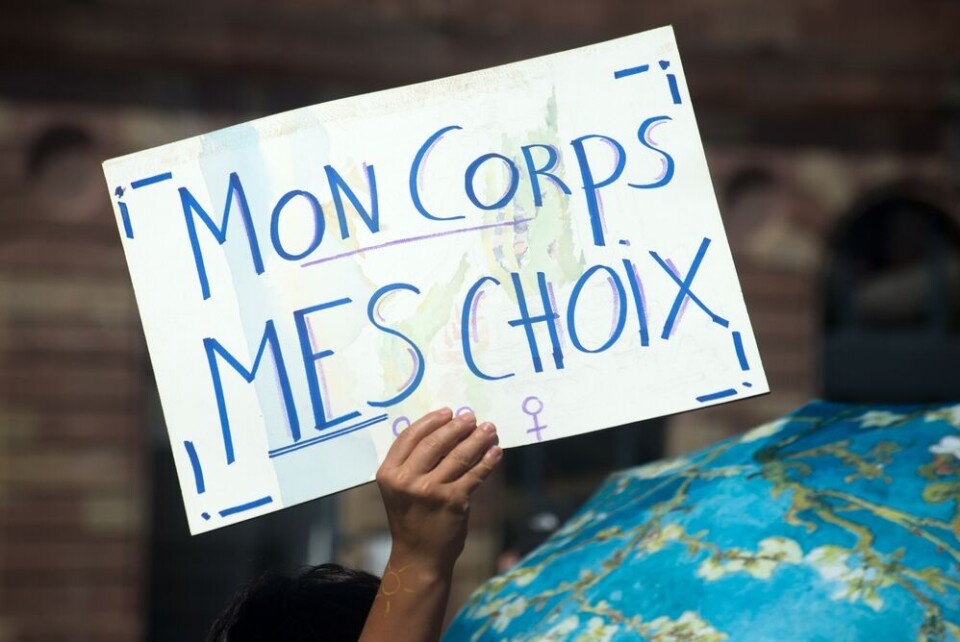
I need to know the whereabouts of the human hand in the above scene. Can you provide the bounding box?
[375,408,502,574]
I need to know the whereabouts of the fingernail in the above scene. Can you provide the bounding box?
[488,446,503,462]
[437,407,453,417]
[481,422,496,434]
[460,411,476,423]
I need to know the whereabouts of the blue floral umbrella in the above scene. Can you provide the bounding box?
[446,401,960,641]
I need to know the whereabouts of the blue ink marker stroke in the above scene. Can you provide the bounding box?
[268,414,388,459]
[131,172,173,189]
[732,331,750,371]
[696,388,738,403]
[183,440,206,494]
[651,237,729,339]
[614,64,650,79]
[219,495,274,518]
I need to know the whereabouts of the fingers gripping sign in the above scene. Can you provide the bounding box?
[435,421,498,484]
[361,408,501,641]
[375,408,502,570]
[404,411,479,473]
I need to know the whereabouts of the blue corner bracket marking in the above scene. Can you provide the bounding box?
[131,172,173,189]
[614,64,650,79]
[218,496,274,518]
[696,388,738,403]
[732,331,750,371]
[183,440,206,494]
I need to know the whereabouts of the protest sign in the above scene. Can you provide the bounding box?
[103,25,767,534]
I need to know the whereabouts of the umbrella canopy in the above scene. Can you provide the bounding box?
[446,401,960,641]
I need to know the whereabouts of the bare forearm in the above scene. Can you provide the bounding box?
[358,552,454,642]
[362,409,499,642]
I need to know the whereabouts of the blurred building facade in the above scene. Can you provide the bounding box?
[0,1,958,640]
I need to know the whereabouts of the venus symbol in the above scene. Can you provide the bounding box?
[392,416,411,437]
[523,396,547,442]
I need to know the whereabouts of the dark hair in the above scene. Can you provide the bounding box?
[206,564,381,642]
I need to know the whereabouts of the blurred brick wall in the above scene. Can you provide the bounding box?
[0,1,957,639]
[665,146,957,454]
[0,104,144,641]
[0,103,230,642]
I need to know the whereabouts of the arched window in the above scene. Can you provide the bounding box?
[26,124,105,225]
[822,188,960,402]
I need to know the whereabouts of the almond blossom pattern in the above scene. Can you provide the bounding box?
[446,401,960,641]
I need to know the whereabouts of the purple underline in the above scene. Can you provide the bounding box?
[301,217,533,268]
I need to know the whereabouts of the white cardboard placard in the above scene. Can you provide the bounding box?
[103,25,767,534]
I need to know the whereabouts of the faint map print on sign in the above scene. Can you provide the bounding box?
[102,26,767,534]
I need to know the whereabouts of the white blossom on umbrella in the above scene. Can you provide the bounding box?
[806,546,893,611]
[697,537,803,581]
[537,615,580,641]
[925,403,960,428]
[740,419,787,443]
[929,435,960,460]
[627,457,691,480]
[646,611,728,641]
[857,411,905,428]
[492,596,528,632]
[572,616,619,642]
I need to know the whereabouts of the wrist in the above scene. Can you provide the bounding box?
[386,546,457,583]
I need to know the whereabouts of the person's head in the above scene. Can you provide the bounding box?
[206,563,381,642]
